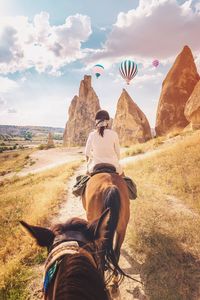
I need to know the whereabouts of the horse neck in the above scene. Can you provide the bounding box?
[48,254,109,300]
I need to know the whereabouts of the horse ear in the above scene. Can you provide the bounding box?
[93,208,111,241]
[20,221,55,247]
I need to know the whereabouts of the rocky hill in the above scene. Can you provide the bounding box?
[184,79,200,130]
[155,45,199,136]
[113,89,152,146]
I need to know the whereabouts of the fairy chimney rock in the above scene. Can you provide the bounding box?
[47,132,55,148]
[112,89,152,146]
[184,80,200,130]
[155,45,200,136]
[63,75,101,146]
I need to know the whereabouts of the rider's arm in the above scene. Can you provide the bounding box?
[114,132,120,160]
[85,132,92,160]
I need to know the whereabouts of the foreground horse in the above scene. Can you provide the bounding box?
[82,170,130,265]
[20,209,121,300]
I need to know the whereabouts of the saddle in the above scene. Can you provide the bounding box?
[72,163,137,200]
[91,163,117,176]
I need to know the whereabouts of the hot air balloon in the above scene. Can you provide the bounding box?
[119,60,138,85]
[93,64,104,78]
[152,59,159,68]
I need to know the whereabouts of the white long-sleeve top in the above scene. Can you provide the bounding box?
[85,129,123,174]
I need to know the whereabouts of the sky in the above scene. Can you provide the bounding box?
[0,0,200,128]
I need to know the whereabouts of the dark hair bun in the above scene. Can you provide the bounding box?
[95,110,110,120]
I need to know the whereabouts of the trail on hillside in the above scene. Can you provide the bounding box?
[0,147,84,182]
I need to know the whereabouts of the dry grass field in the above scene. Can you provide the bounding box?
[0,149,35,176]
[0,160,81,299]
[124,130,200,299]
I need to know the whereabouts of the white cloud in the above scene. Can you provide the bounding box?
[100,27,107,31]
[0,76,18,93]
[133,72,164,85]
[7,108,17,113]
[0,12,92,75]
[0,96,6,105]
[194,52,200,73]
[195,1,200,12]
[87,0,200,64]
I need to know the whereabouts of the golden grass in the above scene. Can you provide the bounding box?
[123,136,166,158]
[124,130,200,299]
[123,129,195,158]
[0,160,81,297]
[0,149,34,175]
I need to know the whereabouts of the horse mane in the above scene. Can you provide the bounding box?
[51,217,90,235]
[52,252,109,300]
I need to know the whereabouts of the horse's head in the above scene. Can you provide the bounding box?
[20,209,111,275]
[20,210,112,299]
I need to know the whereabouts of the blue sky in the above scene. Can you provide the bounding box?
[0,0,200,128]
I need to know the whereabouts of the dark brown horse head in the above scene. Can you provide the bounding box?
[20,210,112,300]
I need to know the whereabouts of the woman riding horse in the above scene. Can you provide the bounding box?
[83,110,130,264]
[85,110,123,176]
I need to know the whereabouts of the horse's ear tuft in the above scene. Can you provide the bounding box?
[93,208,111,241]
[20,220,55,247]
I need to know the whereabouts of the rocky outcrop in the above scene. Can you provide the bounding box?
[155,46,200,136]
[184,80,200,130]
[47,132,55,148]
[112,89,152,146]
[63,75,101,146]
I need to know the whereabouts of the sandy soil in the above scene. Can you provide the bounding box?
[0,147,84,182]
[19,147,84,176]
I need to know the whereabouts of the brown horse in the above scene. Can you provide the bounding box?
[20,209,122,300]
[82,171,130,266]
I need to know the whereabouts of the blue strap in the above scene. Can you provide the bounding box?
[43,261,58,294]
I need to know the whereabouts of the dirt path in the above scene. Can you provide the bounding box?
[0,147,84,182]
[20,147,84,176]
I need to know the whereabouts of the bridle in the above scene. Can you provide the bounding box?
[43,230,105,297]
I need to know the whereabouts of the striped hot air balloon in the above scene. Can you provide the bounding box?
[93,64,104,78]
[152,59,159,68]
[119,60,138,85]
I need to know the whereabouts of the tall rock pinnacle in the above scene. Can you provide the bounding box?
[63,75,101,146]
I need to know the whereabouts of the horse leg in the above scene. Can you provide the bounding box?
[109,229,126,298]
[114,229,126,263]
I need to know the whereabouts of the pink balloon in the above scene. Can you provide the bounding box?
[152,59,159,67]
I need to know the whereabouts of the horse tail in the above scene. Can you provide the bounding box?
[103,186,125,281]
[103,185,120,245]
[102,185,140,285]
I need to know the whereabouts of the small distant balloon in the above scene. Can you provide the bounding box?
[119,60,138,85]
[152,59,159,68]
[93,64,104,78]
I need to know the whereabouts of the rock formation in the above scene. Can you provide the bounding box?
[155,45,200,136]
[63,75,101,146]
[112,89,152,146]
[47,132,55,148]
[184,80,200,130]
